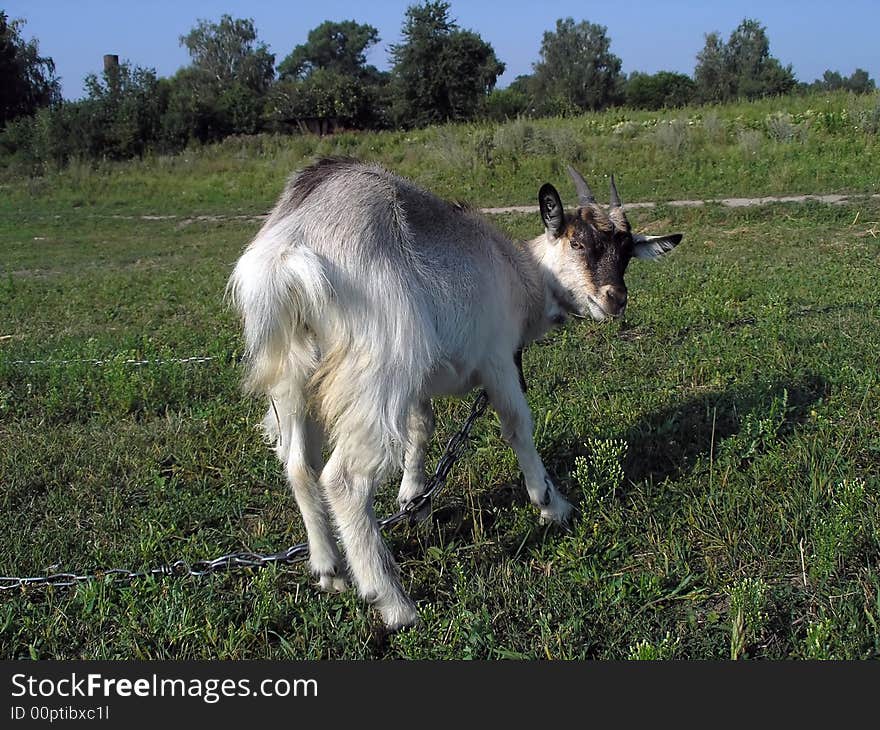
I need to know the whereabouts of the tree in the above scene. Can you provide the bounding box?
[0,11,61,126]
[160,67,223,146]
[180,15,275,94]
[694,32,729,102]
[726,19,794,98]
[625,71,696,110]
[160,65,266,143]
[695,19,796,102]
[174,15,275,139]
[812,68,876,94]
[846,68,875,94]
[273,19,388,131]
[817,69,845,91]
[390,1,504,127]
[278,20,379,80]
[529,18,623,113]
[82,61,166,158]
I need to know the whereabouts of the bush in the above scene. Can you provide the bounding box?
[0,112,36,163]
[1,57,280,166]
[484,87,530,121]
[625,71,696,110]
[0,101,102,168]
[267,71,375,134]
[1,61,174,167]
[216,83,264,136]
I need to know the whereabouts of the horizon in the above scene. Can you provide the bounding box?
[4,1,880,100]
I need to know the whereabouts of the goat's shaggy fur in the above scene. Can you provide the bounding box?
[229,157,682,628]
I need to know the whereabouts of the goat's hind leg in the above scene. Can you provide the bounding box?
[397,399,435,522]
[270,396,348,593]
[322,446,419,629]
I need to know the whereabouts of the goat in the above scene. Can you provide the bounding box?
[228,157,683,629]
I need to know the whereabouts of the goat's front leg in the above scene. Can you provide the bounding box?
[483,361,573,525]
[397,399,435,521]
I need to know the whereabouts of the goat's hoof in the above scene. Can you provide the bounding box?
[539,497,574,527]
[376,596,420,631]
[317,573,349,593]
[313,561,349,593]
[399,496,432,524]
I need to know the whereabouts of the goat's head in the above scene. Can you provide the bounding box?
[538,166,683,322]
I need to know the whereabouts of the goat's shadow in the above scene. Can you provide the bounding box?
[411,373,828,558]
[602,373,827,488]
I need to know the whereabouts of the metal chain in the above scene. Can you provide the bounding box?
[0,389,490,594]
[9,356,218,366]
[379,389,489,529]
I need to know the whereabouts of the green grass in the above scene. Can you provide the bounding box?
[1,188,878,658]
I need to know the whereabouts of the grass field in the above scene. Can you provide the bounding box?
[2,93,880,659]
[3,90,879,214]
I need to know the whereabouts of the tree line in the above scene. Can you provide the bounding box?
[1,2,876,166]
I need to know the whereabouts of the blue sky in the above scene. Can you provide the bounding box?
[6,0,879,100]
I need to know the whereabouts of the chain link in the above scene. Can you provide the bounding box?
[1,390,490,594]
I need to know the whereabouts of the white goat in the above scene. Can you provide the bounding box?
[229,158,683,629]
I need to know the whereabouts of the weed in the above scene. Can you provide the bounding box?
[804,616,835,659]
[574,438,627,506]
[811,478,868,583]
[629,632,680,660]
[702,111,728,144]
[765,112,809,143]
[653,119,690,155]
[737,128,764,157]
[492,118,535,158]
[858,100,880,135]
[729,578,769,659]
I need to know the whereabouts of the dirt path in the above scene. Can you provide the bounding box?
[481,192,880,215]
[98,192,879,225]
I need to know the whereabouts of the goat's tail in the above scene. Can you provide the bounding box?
[227,225,330,394]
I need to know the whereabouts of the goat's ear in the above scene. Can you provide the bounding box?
[632,233,683,260]
[538,183,565,238]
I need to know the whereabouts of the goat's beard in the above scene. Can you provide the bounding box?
[585,294,614,322]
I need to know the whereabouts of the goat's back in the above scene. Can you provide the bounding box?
[273,158,532,349]
[231,158,532,472]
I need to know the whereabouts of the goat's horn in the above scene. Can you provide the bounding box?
[609,174,622,208]
[566,165,595,205]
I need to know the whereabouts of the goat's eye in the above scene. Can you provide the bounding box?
[570,240,583,250]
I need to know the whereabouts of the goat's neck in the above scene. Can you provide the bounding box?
[518,233,576,344]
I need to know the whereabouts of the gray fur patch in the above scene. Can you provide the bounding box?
[282,157,360,213]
